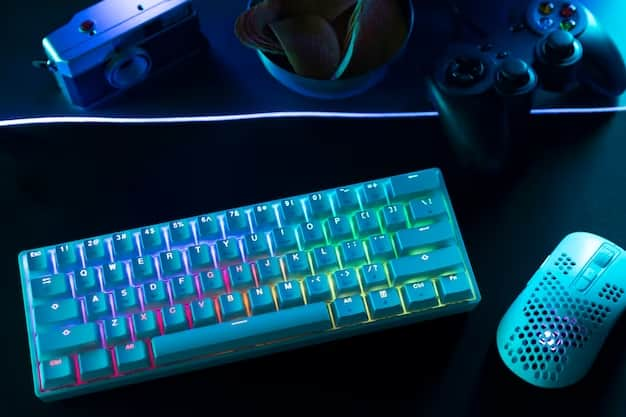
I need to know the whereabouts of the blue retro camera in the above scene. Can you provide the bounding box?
[37,0,207,109]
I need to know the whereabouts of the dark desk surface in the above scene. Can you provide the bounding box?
[2,110,626,416]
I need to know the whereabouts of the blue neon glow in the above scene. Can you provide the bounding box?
[0,107,625,127]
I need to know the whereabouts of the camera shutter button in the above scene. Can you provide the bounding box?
[79,20,95,33]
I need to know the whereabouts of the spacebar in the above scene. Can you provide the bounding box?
[151,303,332,366]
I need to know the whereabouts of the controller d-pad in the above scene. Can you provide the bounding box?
[445,57,486,87]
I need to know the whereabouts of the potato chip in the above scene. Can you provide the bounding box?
[267,0,358,21]
[343,0,409,77]
[269,15,342,79]
[235,2,283,54]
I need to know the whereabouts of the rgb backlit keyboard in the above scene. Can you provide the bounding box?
[18,167,481,401]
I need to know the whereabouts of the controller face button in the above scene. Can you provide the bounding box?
[560,18,577,31]
[539,2,555,15]
[79,19,95,33]
[543,29,576,60]
[445,57,486,87]
[538,17,556,31]
[560,3,577,18]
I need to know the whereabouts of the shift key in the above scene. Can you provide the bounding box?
[37,323,100,360]
[388,246,463,285]
[393,222,454,256]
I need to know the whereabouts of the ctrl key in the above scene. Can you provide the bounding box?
[40,357,74,390]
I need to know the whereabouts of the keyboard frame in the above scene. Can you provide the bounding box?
[18,167,481,401]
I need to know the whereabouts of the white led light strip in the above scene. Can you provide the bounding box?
[0,107,625,127]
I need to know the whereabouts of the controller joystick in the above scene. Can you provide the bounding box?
[495,58,536,94]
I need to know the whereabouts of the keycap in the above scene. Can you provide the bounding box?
[366,288,404,319]
[131,256,157,283]
[308,193,332,219]
[169,220,194,245]
[244,233,270,259]
[187,244,213,272]
[304,275,333,302]
[132,311,159,338]
[197,215,220,240]
[340,241,366,266]
[284,251,311,277]
[160,250,185,276]
[354,210,380,237]
[114,287,140,313]
[256,257,283,284]
[332,296,368,326]
[297,221,326,248]
[85,293,111,320]
[218,293,247,321]
[35,299,82,326]
[31,274,71,300]
[326,216,353,242]
[271,227,299,254]
[333,269,360,297]
[401,281,438,311]
[190,299,217,327]
[335,188,360,213]
[253,204,278,228]
[141,226,164,253]
[408,194,447,223]
[102,262,129,289]
[198,270,225,296]
[56,244,79,272]
[74,268,99,296]
[171,275,197,301]
[162,305,188,333]
[360,264,388,291]
[225,209,249,234]
[368,236,394,262]
[312,246,339,272]
[281,199,305,224]
[215,239,241,265]
[79,349,113,380]
[115,341,150,373]
[381,204,407,231]
[38,323,100,360]
[142,281,169,307]
[228,264,254,289]
[436,272,474,303]
[388,246,463,285]
[247,286,275,314]
[276,280,304,308]
[104,317,130,346]
[361,182,387,207]
[40,357,74,389]
[393,222,454,256]
[26,249,50,273]
[83,239,106,265]
[152,303,332,366]
[388,170,440,201]
[112,232,137,259]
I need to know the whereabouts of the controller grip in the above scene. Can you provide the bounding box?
[578,9,626,96]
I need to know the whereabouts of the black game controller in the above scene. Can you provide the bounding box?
[427,0,626,172]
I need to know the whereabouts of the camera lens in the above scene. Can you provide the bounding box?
[106,48,152,89]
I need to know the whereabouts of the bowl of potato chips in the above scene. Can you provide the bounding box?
[235,0,415,99]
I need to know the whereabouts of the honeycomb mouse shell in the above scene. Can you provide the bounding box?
[496,232,626,388]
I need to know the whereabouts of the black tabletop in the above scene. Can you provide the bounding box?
[4,0,626,416]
